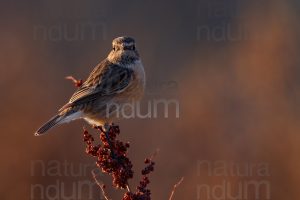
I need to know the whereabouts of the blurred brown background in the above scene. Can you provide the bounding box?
[1,0,300,199]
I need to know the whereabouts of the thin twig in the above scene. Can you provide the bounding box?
[168,177,184,200]
[65,75,77,82]
[150,148,160,161]
[92,170,111,200]
[126,185,132,193]
[65,75,83,87]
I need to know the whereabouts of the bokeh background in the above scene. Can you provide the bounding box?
[1,0,300,199]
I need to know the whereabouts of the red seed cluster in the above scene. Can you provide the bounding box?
[121,157,155,200]
[83,125,133,189]
[75,80,83,87]
[141,159,155,175]
[83,125,156,200]
[83,129,99,157]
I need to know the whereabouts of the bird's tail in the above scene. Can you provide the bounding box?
[35,110,82,136]
[35,114,64,136]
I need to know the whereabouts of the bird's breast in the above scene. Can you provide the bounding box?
[120,60,145,100]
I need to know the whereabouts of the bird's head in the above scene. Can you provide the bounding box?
[107,36,140,64]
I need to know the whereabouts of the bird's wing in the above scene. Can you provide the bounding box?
[59,59,133,111]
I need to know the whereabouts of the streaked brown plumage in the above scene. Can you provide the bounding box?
[35,36,145,136]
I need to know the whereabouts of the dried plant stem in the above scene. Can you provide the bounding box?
[126,185,132,193]
[168,177,184,200]
[65,75,83,87]
[92,170,111,200]
[150,148,160,161]
[83,125,166,199]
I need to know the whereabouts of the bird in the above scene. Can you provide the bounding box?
[35,36,145,136]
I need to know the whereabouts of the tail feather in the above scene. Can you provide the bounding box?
[35,115,63,136]
[35,110,82,136]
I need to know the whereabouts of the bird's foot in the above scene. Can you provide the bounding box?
[103,123,111,132]
[92,123,111,133]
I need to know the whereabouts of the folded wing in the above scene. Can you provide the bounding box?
[59,60,133,111]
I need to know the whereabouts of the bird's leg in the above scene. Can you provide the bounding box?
[103,123,110,132]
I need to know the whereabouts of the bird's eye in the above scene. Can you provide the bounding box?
[132,45,135,50]
[113,47,116,51]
